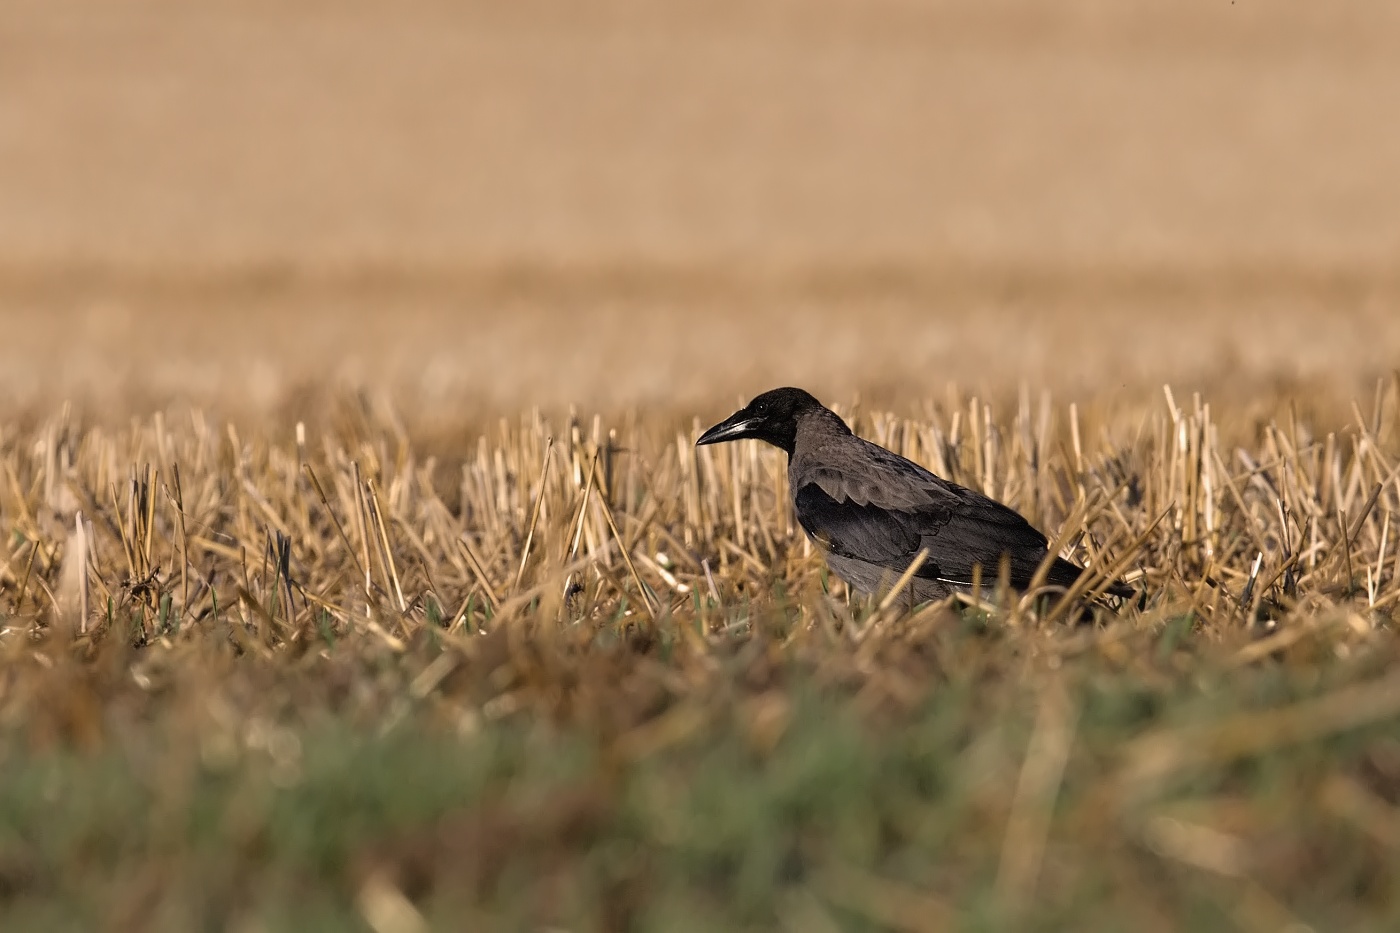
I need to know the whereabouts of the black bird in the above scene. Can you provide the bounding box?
[696,387,1133,605]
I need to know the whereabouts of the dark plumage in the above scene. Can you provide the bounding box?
[696,387,1133,605]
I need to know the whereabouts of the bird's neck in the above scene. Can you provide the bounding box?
[787,408,853,459]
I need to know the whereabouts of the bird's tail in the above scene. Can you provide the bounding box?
[1048,556,1135,600]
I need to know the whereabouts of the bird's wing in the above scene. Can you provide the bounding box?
[794,449,1056,588]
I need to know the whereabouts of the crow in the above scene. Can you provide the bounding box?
[696,387,1133,605]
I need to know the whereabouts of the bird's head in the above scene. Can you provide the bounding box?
[695,386,825,454]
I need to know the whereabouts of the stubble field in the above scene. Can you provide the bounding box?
[4,2,1400,931]
[2,376,1398,932]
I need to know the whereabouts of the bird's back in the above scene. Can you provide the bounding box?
[788,421,1089,594]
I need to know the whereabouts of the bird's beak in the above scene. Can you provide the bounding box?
[695,411,760,446]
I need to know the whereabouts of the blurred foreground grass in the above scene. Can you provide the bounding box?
[1,381,1398,931]
[3,621,1398,932]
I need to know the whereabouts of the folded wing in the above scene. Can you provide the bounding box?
[793,450,1074,590]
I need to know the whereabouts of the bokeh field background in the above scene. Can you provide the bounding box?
[2,3,1399,930]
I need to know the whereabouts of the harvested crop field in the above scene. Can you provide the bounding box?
[3,381,1400,932]
[3,3,1400,932]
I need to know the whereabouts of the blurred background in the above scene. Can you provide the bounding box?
[3,0,1398,420]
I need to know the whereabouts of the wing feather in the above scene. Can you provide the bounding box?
[794,444,1058,588]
